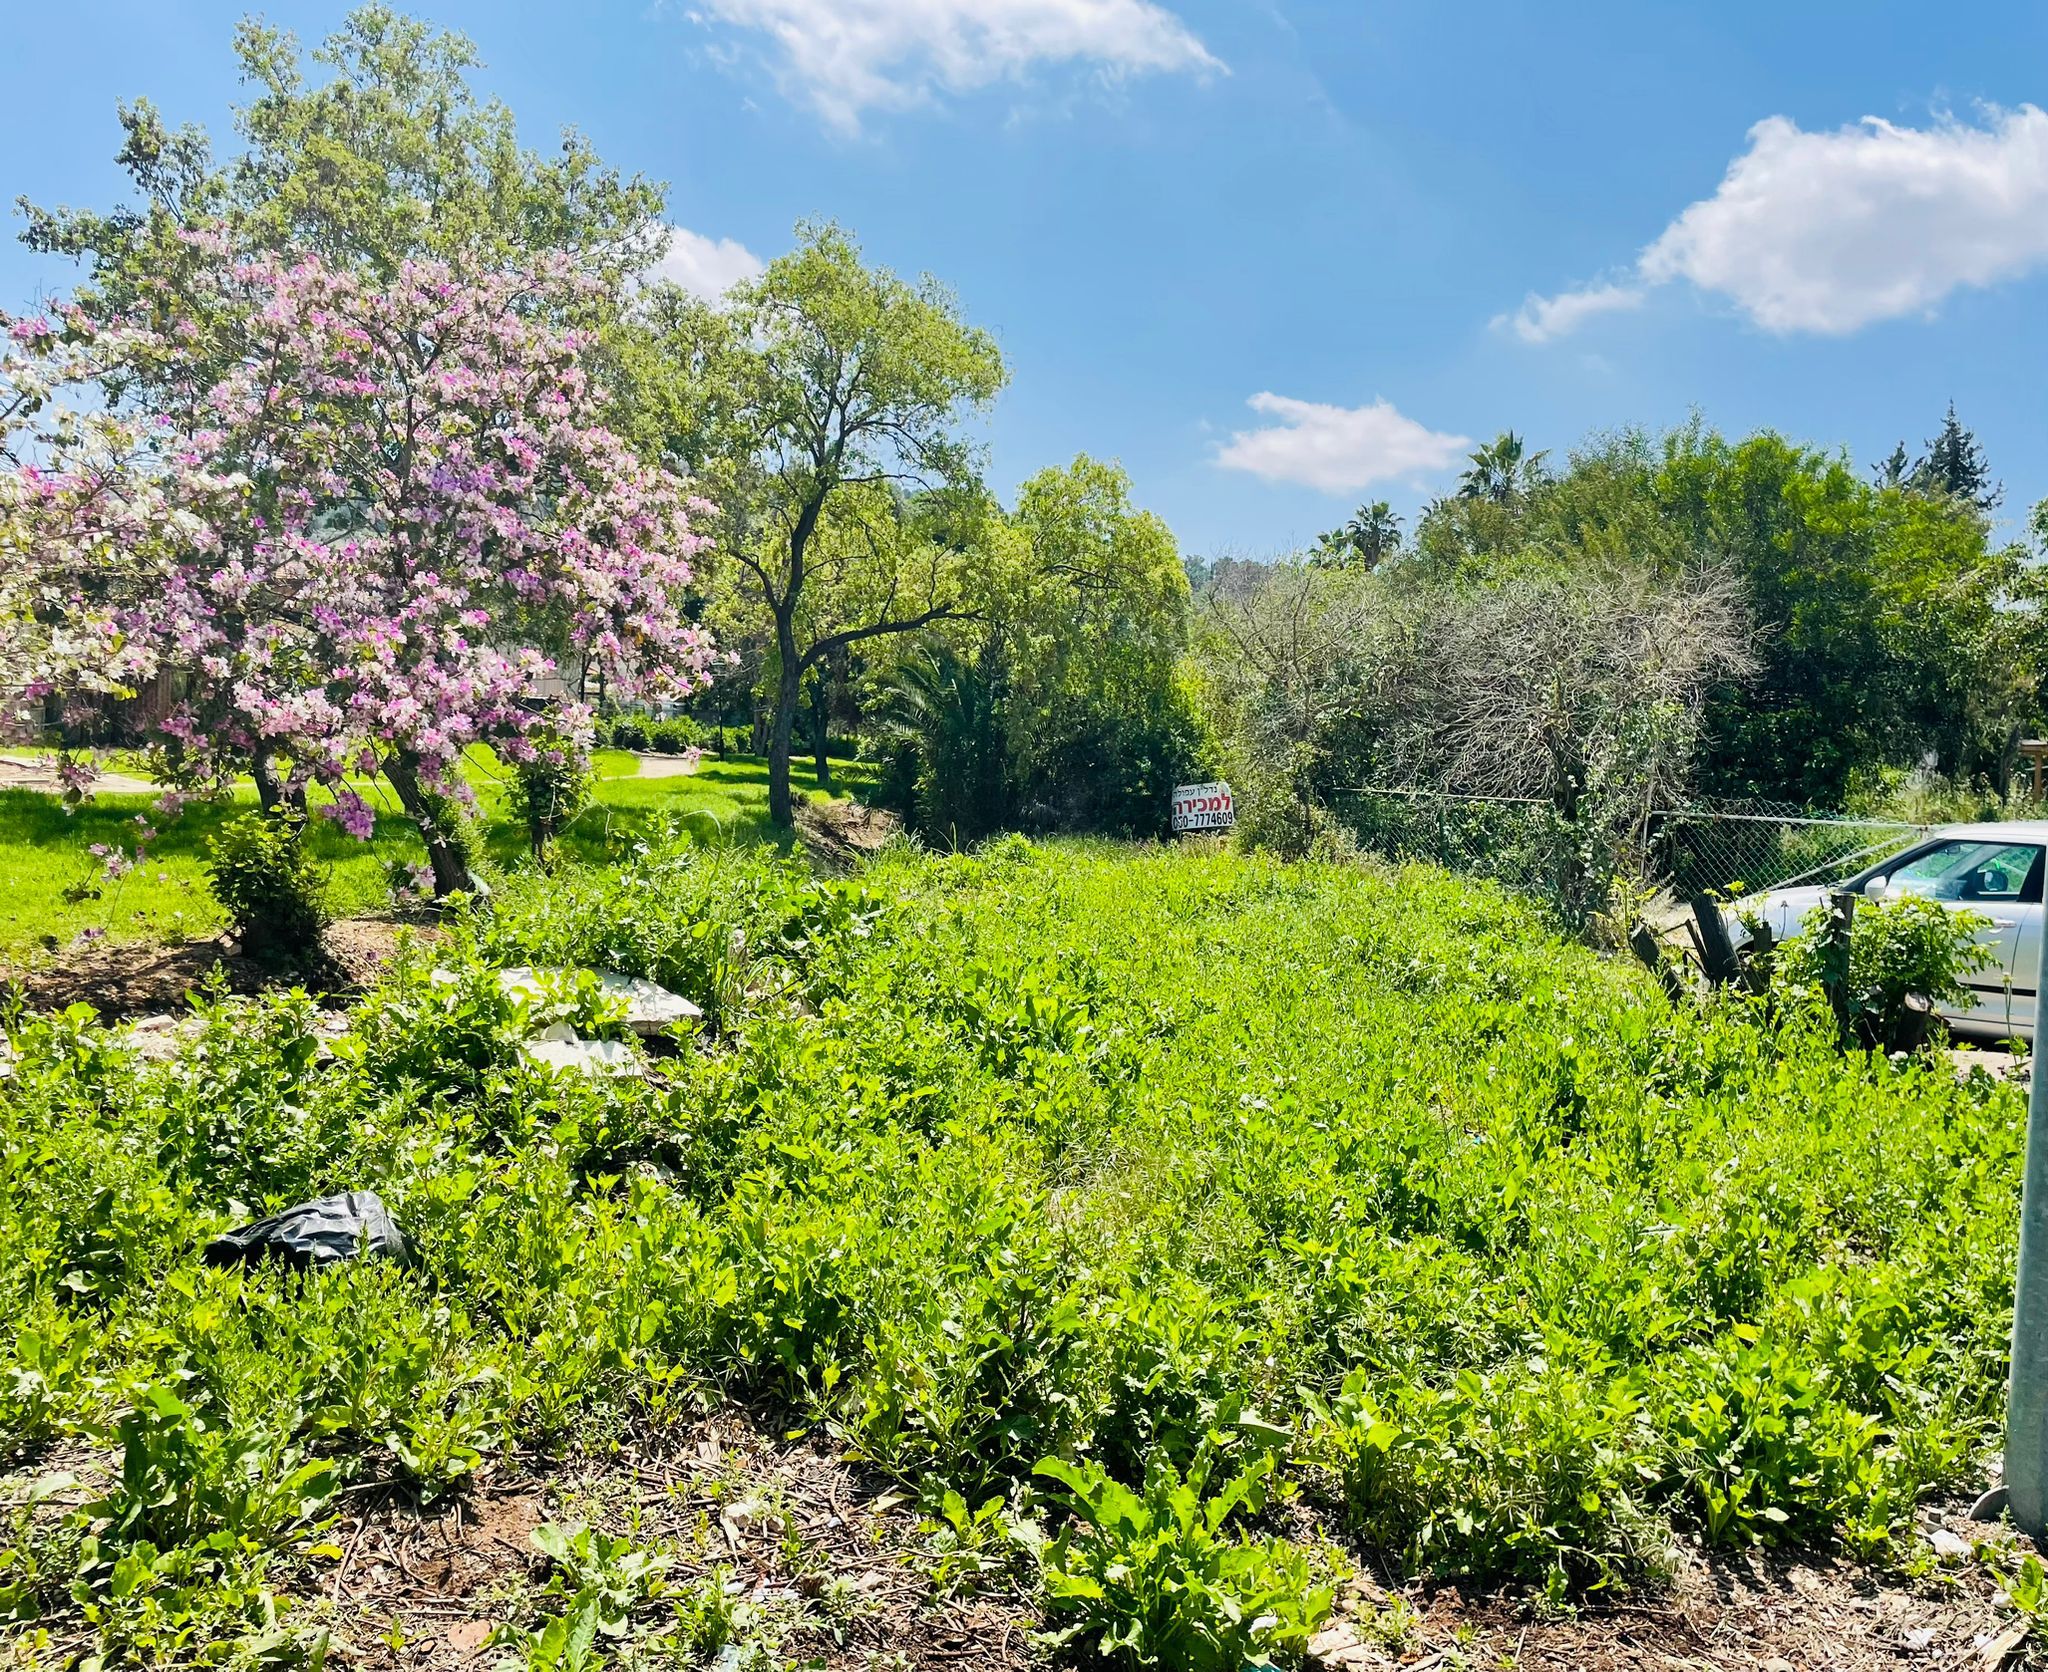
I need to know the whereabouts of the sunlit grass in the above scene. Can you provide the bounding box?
[0,747,874,957]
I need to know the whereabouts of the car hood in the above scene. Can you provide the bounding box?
[1727,885,1832,946]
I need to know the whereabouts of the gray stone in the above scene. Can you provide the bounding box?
[493,966,701,1037]
[114,1014,200,1063]
[593,970,703,1037]
[1306,1622,1390,1670]
[520,1036,644,1079]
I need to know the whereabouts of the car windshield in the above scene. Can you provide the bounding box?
[1886,839,2044,903]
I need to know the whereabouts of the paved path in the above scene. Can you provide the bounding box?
[1953,1044,2028,1083]
[624,750,701,780]
[0,755,157,796]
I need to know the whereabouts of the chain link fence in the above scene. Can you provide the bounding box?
[1338,787,1931,909]
[1651,802,1927,898]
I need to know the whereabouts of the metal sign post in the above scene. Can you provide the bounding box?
[1989,926,2048,1532]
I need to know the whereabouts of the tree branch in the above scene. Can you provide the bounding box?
[800,603,975,671]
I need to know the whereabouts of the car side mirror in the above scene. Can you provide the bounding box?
[1864,877,1889,903]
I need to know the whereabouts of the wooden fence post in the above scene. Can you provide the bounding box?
[1818,888,1857,1043]
[1687,894,1741,987]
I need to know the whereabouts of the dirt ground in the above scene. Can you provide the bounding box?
[0,914,428,1019]
[303,1414,1040,1672]
[794,799,902,871]
[286,1427,2040,1672]
[6,1413,2035,1672]
[1392,1532,2033,1671]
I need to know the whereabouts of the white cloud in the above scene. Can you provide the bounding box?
[1214,393,1471,495]
[1495,281,1645,344]
[653,225,766,299]
[1511,105,2048,342]
[1641,107,2048,333]
[683,0,1221,130]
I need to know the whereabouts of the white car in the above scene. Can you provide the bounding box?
[1737,820,2048,1041]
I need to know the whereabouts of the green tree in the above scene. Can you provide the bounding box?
[1872,440,1915,490]
[1312,500,1402,570]
[1457,432,1549,504]
[874,640,1013,843]
[637,224,1007,827]
[1555,426,2024,804]
[1871,405,2001,513]
[866,457,1201,841]
[1391,422,2032,807]
[1916,402,2001,512]
[999,457,1201,832]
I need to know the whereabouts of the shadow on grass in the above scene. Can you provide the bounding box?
[478,753,871,871]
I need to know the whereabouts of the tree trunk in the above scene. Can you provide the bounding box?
[252,755,308,816]
[811,671,833,789]
[1818,888,1858,1047]
[384,752,471,897]
[252,755,283,815]
[767,621,802,829]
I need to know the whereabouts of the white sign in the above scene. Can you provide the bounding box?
[1172,781,1235,833]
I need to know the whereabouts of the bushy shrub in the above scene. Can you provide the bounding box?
[202,811,329,958]
[609,718,648,750]
[644,716,707,756]
[1774,894,1994,1051]
[506,727,592,861]
[1234,755,1359,863]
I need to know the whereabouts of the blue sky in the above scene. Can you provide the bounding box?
[5,1,2047,555]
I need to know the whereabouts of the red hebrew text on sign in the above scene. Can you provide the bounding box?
[1171,782,1235,832]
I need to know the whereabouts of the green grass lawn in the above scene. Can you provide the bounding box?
[0,747,873,957]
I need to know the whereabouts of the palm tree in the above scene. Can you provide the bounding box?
[1312,500,1402,570]
[1343,500,1402,567]
[1457,431,1549,504]
[876,642,1011,844]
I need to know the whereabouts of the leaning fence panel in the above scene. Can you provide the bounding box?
[1651,806,1927,899]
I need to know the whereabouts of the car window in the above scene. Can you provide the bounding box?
[1887,840,2045,903]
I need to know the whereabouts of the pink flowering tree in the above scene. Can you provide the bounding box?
[44,236,717,895]
[0,308,233,796]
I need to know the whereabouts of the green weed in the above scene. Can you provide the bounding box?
[0,837,2028,1666]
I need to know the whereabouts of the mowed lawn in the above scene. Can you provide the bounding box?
[0,748,873,957]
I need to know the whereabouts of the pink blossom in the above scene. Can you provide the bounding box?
[6,243,717,882]
[321,791,376,840]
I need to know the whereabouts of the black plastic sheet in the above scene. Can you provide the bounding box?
[202,1190,408,1271]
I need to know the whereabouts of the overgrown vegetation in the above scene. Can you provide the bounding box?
[202,811,330,961]
[0,839,2024,1665]
[1772,894,1996,1053]
[1203,421,2048,923]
